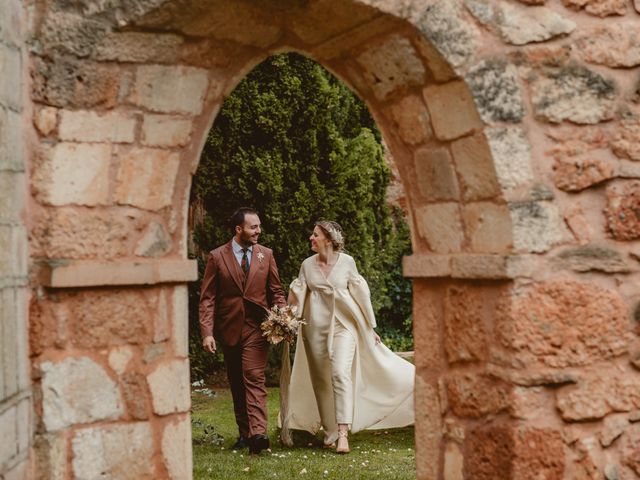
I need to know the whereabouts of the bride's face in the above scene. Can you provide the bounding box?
[309,226,330,253]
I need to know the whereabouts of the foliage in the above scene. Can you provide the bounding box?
[189,52,413,379]
[192,417,225,446]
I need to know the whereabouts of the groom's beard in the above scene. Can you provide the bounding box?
[239,232,259,246]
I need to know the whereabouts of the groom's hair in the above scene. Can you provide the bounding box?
[230,207,258,231]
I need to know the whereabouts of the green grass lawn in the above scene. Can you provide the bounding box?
[192,388,416,479]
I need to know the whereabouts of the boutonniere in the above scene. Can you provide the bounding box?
[257,252,265,263]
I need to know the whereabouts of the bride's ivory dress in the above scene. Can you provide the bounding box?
[286,253,415,445]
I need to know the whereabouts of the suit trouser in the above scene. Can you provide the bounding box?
[222,309,269,438]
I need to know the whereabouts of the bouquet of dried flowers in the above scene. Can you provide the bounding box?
[261,305,305,345]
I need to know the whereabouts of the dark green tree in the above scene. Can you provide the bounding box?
[189,53,412,381]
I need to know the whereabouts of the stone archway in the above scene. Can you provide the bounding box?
[6,0,639,479]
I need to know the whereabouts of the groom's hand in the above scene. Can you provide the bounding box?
[203,336,216,353]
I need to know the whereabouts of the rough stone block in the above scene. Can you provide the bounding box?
[62,288,154,348]
[414,147,460,201]
[486,126,534,190]
[414,374,441,480]
[612,118,640,162]
[108,346,134,376]
[532,65,616,124]
[402,254,451,278]
[16,397,31,455]
[172,286,189,358]
[290,0,377,45]
[312,14,403,60]
[465,424,564,479]
[466,59,525,123]
[423,81,483,141]
[562,0,627,16]
[147,359,190,415]
[446,372,510,418]
[162,417,192,479]
[577,24,640,68]
[466,1,575,46]
[34,143,110,207]
[412,281,444,371]
[33,432,67,480]
[444,442,464,480]
[553,157,615,192]
[462,202,512,253]
[451,134,501,201]
[0,171,25,222]
[94,32,184,63]
[0,44,21,112]
[356,35,425,101]
[135,221,172,257]
[496,281,629,368]
[443,285,488,364]
[154,288,170,343]
[554,245,631,273]
[388,95,432,145]
[509,386,548,421]
[41,357,124,431]
[141,114,192,147]
[59,110,136,143]
[621,423,640,475]
[130,65,209,115]
[465,423,512,479]
[0,107,24,172]
[605,181,640,241]
[415,203,465,254]
[509,200,570,253]
[0,225,27,281]
[414,1,477,69]
[32,57,121,109]
[600,414,629,447]
[72,422,155,479]
[450,254,513,279]
[0,0,21,47]
[121,373,151,420]
[138,1,282,48]
[115,148,180,210]
[0,404,17,465]
[30,207,145,260]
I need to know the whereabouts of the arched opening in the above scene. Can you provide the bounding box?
[188,51,415,477]
[24,1,535,479]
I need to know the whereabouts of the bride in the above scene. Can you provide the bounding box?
[285,220,414,453]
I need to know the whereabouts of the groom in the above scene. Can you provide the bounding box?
[199,207,286,454]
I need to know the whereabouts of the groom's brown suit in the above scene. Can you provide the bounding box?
[199,241,286,438]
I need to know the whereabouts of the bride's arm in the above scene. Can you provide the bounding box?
[288,263,308,317]
[347,257,377,330]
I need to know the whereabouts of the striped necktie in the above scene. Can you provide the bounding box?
[241,248,250,275]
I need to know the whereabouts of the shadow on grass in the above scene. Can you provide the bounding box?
[192,388,416,480]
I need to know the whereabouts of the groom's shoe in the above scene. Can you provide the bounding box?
[231,436,249,450]
[249,434,270,455]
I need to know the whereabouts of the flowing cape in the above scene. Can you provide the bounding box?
[283,254,414,444]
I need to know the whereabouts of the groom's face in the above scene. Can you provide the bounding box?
[236,213,261,246]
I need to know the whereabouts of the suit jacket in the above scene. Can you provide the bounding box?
[199,240,286,346]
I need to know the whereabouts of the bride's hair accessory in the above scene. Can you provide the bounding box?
[315,220,345,251]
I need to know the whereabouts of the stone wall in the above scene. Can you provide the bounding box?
[1,0,639,478]
[0,0,31,478]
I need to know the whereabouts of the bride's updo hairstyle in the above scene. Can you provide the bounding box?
[315,220,345,252]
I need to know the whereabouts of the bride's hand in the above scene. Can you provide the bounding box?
[373,332,381,345]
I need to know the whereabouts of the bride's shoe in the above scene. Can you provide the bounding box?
[336,430,350,454]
